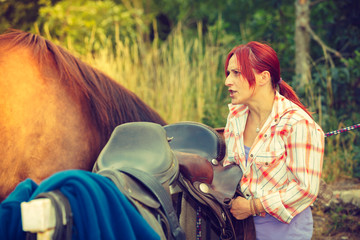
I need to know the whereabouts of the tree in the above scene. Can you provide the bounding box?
[295,0,311,90]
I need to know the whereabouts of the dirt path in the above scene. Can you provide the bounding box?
[312,179,360,240]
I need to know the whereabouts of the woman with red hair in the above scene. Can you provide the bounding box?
[223,41,324,239]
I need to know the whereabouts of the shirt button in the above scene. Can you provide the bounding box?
[264,134,268,138]
[250,154,254,158]
[265,162,269,166]
[243,175,248,183]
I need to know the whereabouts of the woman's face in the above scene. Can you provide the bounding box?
[225,55,254,105]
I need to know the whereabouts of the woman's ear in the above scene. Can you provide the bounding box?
[258,71,271,86]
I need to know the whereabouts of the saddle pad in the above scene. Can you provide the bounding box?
[93,122,179,185]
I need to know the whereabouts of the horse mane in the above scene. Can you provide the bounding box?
[0,29,167,143]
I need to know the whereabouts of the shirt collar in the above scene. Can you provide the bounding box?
[228,91,296,124]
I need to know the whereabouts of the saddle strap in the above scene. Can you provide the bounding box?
[119,167,186,240]
[97,169,167,239]
[178,175,237,240]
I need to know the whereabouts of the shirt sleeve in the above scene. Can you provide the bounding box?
[260,119,325,223]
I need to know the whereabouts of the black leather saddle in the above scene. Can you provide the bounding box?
[164,122,245,240]
[93,122,178,185]
[93,122,185,240]
[164,121,226,161]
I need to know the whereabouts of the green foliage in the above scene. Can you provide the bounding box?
[149,0,230,27]
[0,0,59,33]
[307,48,360,181]
[33,0,148,55]
[310,0,360,58]
[218,0,296,81]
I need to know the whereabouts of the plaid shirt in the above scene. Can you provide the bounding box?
[223,91,324,223]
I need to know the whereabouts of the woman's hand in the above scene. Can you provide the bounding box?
[230,196,252,220]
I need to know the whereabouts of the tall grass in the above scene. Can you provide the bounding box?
[80,23,229,127]
[322,125,358,182]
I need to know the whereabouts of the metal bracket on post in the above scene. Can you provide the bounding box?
[21,198,56,240]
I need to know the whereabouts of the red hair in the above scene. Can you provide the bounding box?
[225,41,312,117]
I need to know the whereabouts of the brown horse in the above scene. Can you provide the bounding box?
[0,29,166,202]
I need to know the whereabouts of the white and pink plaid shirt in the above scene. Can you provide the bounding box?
[223,91,325,223]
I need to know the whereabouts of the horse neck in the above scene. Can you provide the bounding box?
[74,68,167,141]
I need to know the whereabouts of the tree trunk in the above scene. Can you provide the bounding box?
[295,0,311,90]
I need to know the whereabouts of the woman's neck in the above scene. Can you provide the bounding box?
[247,90,275,125]
[243,89,275,147]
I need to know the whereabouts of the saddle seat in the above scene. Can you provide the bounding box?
[93,122,178,185]
[164,121,226,161]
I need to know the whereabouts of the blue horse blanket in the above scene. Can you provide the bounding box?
[0,170,160,240]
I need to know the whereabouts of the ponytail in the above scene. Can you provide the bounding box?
[278,80,313,118]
